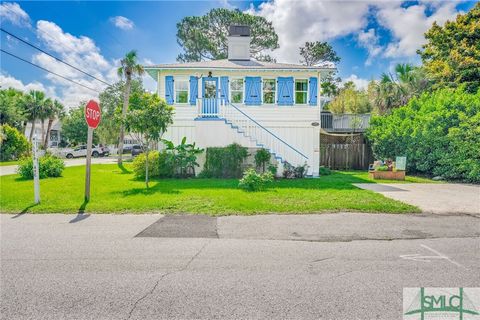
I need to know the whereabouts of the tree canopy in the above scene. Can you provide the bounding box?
[97,79,143,145]
[418,2,480,93]
[299,41,340,66]
[61,104,98,145]
[176,8,279,62]
[328,82,371,114]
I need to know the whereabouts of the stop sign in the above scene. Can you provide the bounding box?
[84,100,101,129]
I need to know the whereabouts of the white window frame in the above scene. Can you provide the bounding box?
[294,78,309,105]
[261,78,276,105]
[229,77,245,104]
[174,77,189,105]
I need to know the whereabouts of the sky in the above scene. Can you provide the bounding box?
[0,0,477,108]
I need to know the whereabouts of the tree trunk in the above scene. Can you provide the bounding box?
[29,121,36,142]
[145,144,149,188]
[118,77,132,165]
[44,118,53,148]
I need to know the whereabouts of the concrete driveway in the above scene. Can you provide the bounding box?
[355,183,480,216]
[0,157,117,176]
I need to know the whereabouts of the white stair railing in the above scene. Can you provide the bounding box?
[197,98,308,166]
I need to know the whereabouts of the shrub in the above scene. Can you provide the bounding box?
[0,124,30,161]
[367,87,480,182]
[318,166,332,175]
[132,151,174,179]
[17,154,65,179]
[254,148,271,173]
[164,137,203,178]
[267,164,278,176]
[377,165,389,171]
[201,143,248,178]
[238,168,274,192]
[282,162,309,178]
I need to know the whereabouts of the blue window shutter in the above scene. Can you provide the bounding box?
[244,77,253,105]
[189,76,198,105]
[309,77,318,106]
[245,76,261,105]
[165,76,174,105]
[277,77,294,106]
[220,76,229,103]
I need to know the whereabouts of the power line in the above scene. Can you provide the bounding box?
[1,49,101,93]
[1,28,112,86]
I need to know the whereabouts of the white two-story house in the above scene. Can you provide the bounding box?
[144,25,334,176]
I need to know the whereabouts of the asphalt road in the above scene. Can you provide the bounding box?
[1,213,479,320]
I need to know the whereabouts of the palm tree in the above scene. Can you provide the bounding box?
[39,98,53,146]
[117,50,144,164]
[370,64,430,114]
[21,90,48,142]
[44,100,65,148]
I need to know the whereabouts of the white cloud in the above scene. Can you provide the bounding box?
[344,74,370,91]
[0,2,31,27]
[109,16,134,30]
[248,0,464,63]
[247,0,371,63]
[0,72,56,97]
[32,20,119,108]
[357,28,382,66]
[376,1,460,58]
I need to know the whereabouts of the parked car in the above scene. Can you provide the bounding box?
[98,145,110,156]
[131,145,143,156]
[64,145,104,159]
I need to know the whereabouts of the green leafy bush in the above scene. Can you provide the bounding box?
[132,151,174,179]
[254,148,271,173]
[201,143,248,178]
[164,137,203,177]
[17,154,65,179]
[267,164,278,176]
[0,124,30,161]
[318,166,332,175]
[367,87,480,182]
[238,168,274,192]
[376,165,389,171]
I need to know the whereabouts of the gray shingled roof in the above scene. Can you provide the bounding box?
[144,59,335,70]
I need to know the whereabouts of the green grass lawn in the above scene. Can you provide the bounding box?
[0,164,422,215]
[0,160,19,167]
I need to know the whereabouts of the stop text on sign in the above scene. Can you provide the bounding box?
[86,108,100,121]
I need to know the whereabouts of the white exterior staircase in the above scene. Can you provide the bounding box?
[197,98,309,168]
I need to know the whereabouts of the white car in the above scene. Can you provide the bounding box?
[64,145,103,159]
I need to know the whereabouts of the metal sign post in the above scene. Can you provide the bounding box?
[32,134,40,204]
[84,100,101,202]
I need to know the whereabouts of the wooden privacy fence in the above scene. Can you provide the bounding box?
[320,143,374,170]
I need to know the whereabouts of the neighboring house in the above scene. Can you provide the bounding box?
[24,119,62,148]
[144,25,334,176]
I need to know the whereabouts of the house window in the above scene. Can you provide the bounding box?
[175,79,188,103]
[263,79,275,104]
[295,79,308,104]
[230,79,244,103]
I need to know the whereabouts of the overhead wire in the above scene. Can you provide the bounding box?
[1,49,101,93]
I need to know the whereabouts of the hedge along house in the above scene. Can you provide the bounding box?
[144,25,335,176]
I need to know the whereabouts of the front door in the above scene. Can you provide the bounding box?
[202,77,218,117]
